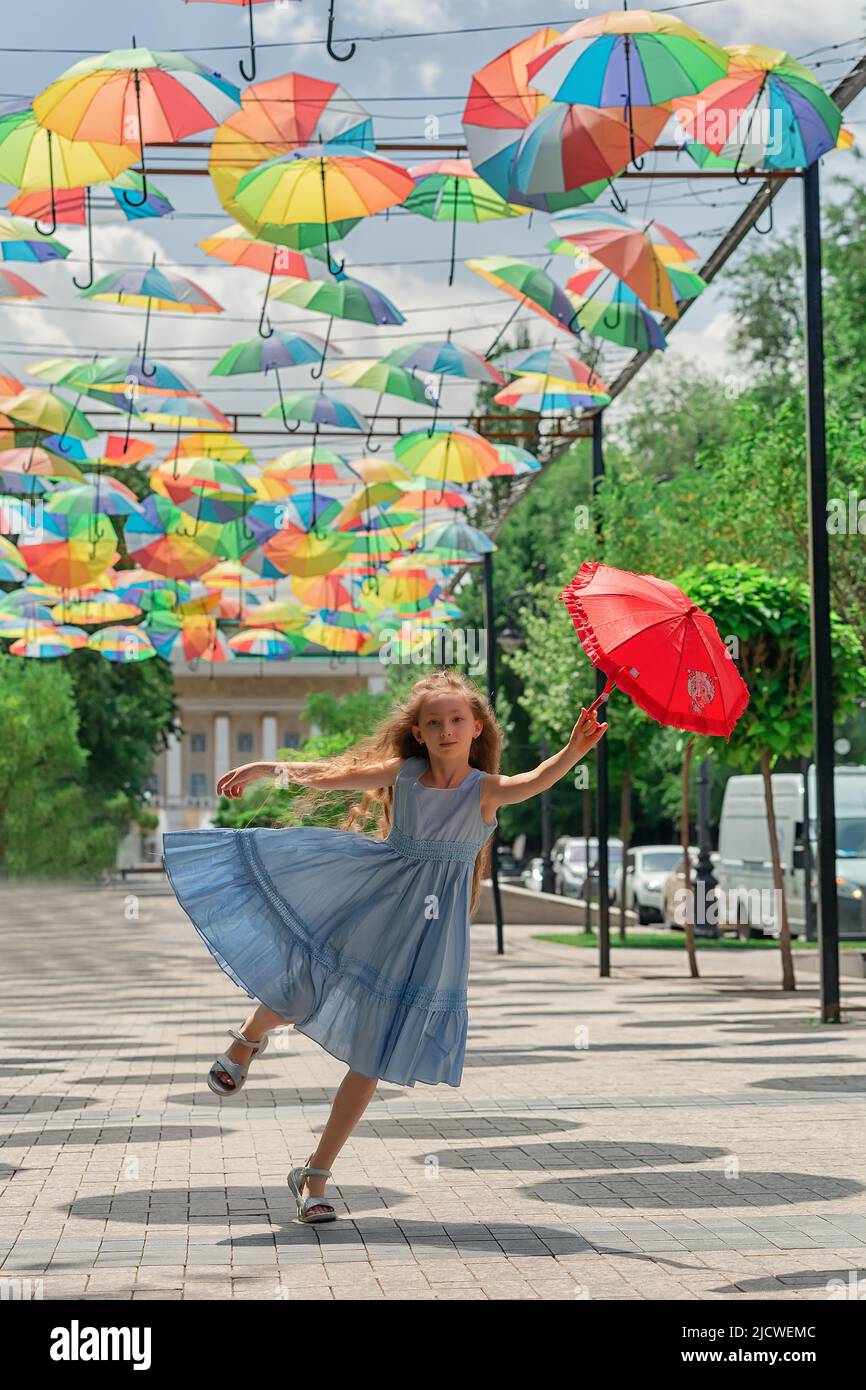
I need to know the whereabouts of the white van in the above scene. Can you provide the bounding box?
[716,766,866,939]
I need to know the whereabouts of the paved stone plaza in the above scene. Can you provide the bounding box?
[1,879,865,1301]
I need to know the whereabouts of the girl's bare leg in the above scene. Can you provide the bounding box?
[299,1070,378,1217]
[213,1002,290,1089]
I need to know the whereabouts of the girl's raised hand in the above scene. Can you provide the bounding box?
[569,706,608,758]
[216,762,268,799]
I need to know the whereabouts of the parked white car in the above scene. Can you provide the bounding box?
[616,845,687,924]
[716,766,866,939]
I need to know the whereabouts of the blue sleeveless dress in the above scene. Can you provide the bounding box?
[161,756,498,1088]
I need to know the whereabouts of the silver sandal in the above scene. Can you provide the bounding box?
[207,1027,270,1096]
[288,1153,337,1223]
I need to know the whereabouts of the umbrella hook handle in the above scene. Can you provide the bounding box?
[754,197,774,236]
[310,316,333,379]
[238,0,257,82]
[122,64,149,209]
[258,250,276,338]
[586,673,616,715]
[326,1,356,62]
[606,178,627,215]
[33,131,57,237]
[365,430,382,454]
[602,297,622,331]
[72,187,95,290]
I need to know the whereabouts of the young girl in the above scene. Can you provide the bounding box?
[161,669,607,1223]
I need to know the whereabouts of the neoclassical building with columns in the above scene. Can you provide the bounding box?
[123,650,389,864]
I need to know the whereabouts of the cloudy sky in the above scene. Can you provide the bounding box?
[1,0,864,457]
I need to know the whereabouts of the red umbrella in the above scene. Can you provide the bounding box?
[560,560,749,737]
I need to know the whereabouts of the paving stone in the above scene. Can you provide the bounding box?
[1,883,865,1301]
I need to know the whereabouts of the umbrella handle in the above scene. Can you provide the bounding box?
[585,673,616,715]
[238,0,257,81]
[310,316,333,379]
[122,62,149,210]
[258,250,276,338]
[326,0,356,62]
[72,186,95,291]
[33,131,58,237]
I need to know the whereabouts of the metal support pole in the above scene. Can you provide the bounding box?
[483,549,505,954]
[591,412,610,975]
[800,755,817,943]
[695,756,718,934]
[802,160,840,1023]
[540,734,556,893]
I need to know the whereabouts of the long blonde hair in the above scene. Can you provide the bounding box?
[276,669,504,917]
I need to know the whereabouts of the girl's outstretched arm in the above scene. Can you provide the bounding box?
[480,707,608,817]
[217,755,406,799]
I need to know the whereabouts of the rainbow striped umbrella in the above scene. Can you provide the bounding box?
[404,157,524,283]
[494,372,610,412]
[33,42,241,212]
[0,268,44,300]
[567,279,667,352]
[270,271,404,377]
[0,215,70,263]
[87,623,156,662]
[526,12,729,167]
[670,44,842,172]
[0,101,138,190]
[0,534,27,582]
[228,626,297,659]
[262,389,367,433]
[7,631,75,659]
[80,254,224,378]
[490,444,542,477]
[211,328,340,379]
[381,339,504,385]
[465,255,579,334]
[209,71,373,249]
[233,143,414,274]
[16,511,119,586]
[498,347,610,394]
[395,427,500,484]
[124,494,222,579]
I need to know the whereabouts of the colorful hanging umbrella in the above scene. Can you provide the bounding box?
[498,346,610,393]
[0,215,70,263]
[549,209,696,317]
[560,559,749,737]
[209,71,374,242]
[262,390,368,433]
[395,427,500,484]
[199,224,329,335]
[510,102,670,202]
[32,41,241,211]
[326,359,436,453]
[404,158,524,284]
[0,389,97,441]
[87,623,156,662]
[232,143,414,274]
[669,44,842,172]
[124,494,222,579]
[9,169,173,227]
[494,372,610,412]
[567,279,667,351]
[0,100,139,237]
[228,626,297,659]
[465,255,579,335]
[211,328,339,378]
[16,511,119,586]
[381,340,505,384]
[80,255,224,376]
[182,0,282,82]
[30,353,197,400]
[0,268,44,300]
[270,271,405,375]
[462,27,608,212]
[489,444,542,477]
[526,13,729,167]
